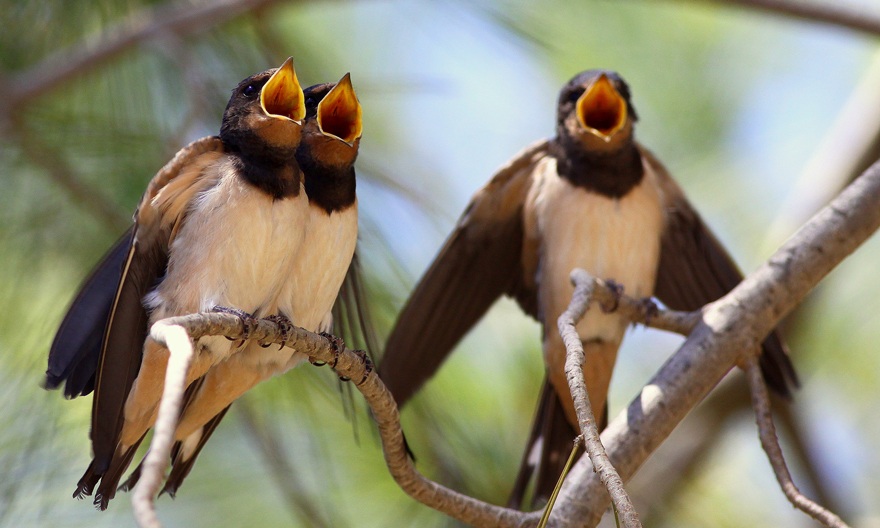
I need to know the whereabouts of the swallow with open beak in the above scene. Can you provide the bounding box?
[138,75,364,496]
[378,70,799,508]
[46,58,322,509]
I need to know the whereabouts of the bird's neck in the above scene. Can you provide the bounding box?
[301,158,357,214]
[553,138,644,198]
[233,150,303,200]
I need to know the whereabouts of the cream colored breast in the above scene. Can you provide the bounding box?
[279,201,358,333]
[526,156,665,343]
[149,158,311,320]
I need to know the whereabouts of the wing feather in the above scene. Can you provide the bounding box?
[645,147,799,396]
[379,140,549,407]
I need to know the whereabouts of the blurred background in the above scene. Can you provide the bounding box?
[2,0,879,526]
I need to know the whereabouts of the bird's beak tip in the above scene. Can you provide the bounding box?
[317,74,363,144]
[576,75,627,139]
[261,58,305,123]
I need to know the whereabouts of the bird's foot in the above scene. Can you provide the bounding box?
[313,332,345,369]
[263,314,294,349]
[349,349,373,385]
[600,279,624,313]
[638,297,659,325]
[211,306,257,347]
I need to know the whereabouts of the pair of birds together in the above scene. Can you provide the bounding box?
[46,58,797,511]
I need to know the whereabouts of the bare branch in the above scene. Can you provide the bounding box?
[743,355,850,528]
[691,0,880,37]
[132,322,195,528]
[558,270,641,528]
[549,159,880,527]
[564,272,700,337]
[128,311,543,528]
[2,0,284,114]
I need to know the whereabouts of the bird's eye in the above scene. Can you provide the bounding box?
[305,96,316,107]
[243,84,258,97]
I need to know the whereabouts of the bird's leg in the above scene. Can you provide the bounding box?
[263,314,294,349]
[211,306,257,347]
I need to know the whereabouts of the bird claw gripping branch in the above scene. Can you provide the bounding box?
[211,305,258,347]
[313,332,345,370]
[352,349,373,385]
[263,314,294,349]
[600,279,625,313]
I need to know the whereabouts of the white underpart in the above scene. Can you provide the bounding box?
[525,156,665,345]
[174,200,358,458]
[146,158,311,365]
[275,201,359,370]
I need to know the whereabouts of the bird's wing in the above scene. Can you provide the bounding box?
[46,228,133,398]
[645,146,799,396]
[89,136,226,475]
[162,405,232,497]
[379,140,549,407]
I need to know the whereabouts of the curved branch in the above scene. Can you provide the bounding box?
[3,0,283,113]
[131,312,543,528]
[693,0,880,37]
[743,355,849,528]
[558,271,641,528]
[549,159,880,527]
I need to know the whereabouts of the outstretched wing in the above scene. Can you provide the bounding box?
[379,140,549,407]
[645,146,799,396]
[46,228,133,398]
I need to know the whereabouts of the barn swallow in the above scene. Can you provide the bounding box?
[378,70,799,508]
[47,58,313,509]
[143,75,364,496]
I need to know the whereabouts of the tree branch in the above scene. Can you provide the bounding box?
[691,0,880,38]
[558,271,641,528]
[2,0,284,114]
[129,312,544,528]
[548,159,880,527]
[743,354,849,528]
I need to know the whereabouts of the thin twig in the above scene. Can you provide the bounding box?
[743,354,850,528]
[132,323,196,528]
[691,0,880,37]
[131,311,542,528]
[558,270,641,528]
[2,0,284,114]
[567,272,700,337]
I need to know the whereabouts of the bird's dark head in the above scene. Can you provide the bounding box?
[557,70,638,152]
[298,73,363,169]
[220,57,306,159]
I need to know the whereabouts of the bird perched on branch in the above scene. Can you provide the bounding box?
[378,70,799,508]
[129,74,365,496]
[44,59,363,509]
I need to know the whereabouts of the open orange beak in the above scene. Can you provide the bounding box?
[261,57,305,123]
[576,74,627,140]
[317,73,362,145]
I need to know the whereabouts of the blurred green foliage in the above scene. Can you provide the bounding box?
[1,0,879,526]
